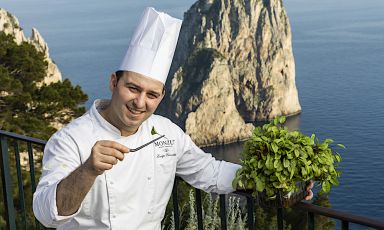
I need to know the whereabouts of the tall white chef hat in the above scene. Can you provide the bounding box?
[118,7,182,84]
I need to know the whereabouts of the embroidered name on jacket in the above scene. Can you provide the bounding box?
[154,139,175,148]
[154,139,176,158]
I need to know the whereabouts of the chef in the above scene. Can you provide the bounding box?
[33,7,313,230]
[32,7,241,229]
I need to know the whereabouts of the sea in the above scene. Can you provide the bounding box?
[1,0,383,228]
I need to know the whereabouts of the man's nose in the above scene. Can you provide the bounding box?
[133,93,145,109]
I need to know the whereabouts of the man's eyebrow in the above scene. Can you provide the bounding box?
[126,82,162,96]
[125,82,141,89]
[147,89,162,96]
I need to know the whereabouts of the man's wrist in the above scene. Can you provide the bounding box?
[80,162,101,179]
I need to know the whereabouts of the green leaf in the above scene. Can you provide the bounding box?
[318,143,328,150]
[255,177,265,192]
[291,131,300,138]
[274,159,281,169]
[294,149,300,157]
[273,117,279,125]
[232,177,238,189]
[151,126,158,135]
[279,116,286,124]
[305,146,314,157]
[266,187,274,197]
[330,177,339,186]
[334,153,342,162]
[283,158,290,168]
[266,155,273,170]
[321,181,331,193]
[337,143,346,149]
[301,167,307,176]
[290,167,295,179]
[324,138,334,144]
[274,138,282,144]
[301,151,308,159]
[313,165,320,177]
[271,143,279,153]
[238,180,244,189]
[247,180,256,189]
[250,158,257,166]
[258,161,264,169]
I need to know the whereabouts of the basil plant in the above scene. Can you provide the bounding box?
[233,116,344,198]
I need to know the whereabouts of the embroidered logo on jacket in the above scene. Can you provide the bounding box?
[154,139,176,158]
[154,139,175,148]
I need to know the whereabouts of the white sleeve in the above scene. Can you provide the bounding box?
[32,131,83,228]
[175,132,241,194]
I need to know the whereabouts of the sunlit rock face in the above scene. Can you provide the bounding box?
[162,0,301,146]
[0,8,62,86]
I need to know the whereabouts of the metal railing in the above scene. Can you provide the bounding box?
[1,130,384,230]
[171,179,384,230]
[0,130,46,230]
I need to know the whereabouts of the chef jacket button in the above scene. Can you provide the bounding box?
[147,210,152,214]
[110,181,114,185]
[147,177,151,180]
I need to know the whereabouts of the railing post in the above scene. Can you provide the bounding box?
[342,220,349,230]
[308,212,315,230]
[27,142,37,193]
[195,188,204,230]
[219,194,227,230]
[277,208,283,230]
[27,142,40,230]
[0,135,17,230]
[172,180,180,230]
[13,141,27,230]
[246,196,254,230]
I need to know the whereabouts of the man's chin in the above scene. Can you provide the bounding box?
[124,115,147,126]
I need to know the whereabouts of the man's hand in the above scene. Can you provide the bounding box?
[304,180,315,200]
[84,140,129,176]
[56,140,129,216]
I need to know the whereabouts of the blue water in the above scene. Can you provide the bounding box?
[2,0,384,227]
[284,0,384,225]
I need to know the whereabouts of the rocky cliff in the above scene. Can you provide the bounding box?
[0,8,62,85]
[158,0,301,146]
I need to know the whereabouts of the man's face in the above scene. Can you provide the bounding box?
[108,71,165,135]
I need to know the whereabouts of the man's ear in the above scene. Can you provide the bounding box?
[109,73,117,91]
[160,86,166,100]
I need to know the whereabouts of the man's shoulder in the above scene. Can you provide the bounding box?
[50,111,94,141]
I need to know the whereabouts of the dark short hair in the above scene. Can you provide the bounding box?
[114,70,165,94]
[115,70,125,82]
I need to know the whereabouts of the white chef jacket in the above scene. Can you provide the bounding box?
[33,99,240,230]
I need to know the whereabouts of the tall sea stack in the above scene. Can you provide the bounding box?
[162,0,301,146]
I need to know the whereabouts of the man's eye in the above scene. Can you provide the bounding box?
[128,87,139,92]
[148,94,158,99]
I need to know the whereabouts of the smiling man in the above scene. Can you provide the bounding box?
[33,7,312,230]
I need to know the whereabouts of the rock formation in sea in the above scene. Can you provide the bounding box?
[0,8,62,85]
[158,0,301,146]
